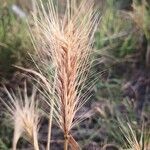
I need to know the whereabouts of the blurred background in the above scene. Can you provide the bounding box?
[0,0,150,149]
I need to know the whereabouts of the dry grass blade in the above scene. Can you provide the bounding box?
[0,84,40,150]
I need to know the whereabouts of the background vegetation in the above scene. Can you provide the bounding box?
[0,0,149,149]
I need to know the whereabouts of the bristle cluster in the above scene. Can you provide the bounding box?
[1,85,40,150]
[28,0,99,149]
[31,0,99,130]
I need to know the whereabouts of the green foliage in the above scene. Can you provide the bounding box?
[132,0,150,41]
[0,120,13,150]
[95,0,138,60]
[0,1,32,79]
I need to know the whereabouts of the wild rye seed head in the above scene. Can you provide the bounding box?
[30,0,99,136]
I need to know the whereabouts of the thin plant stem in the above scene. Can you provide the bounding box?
[46,70,57,150]
[12,139,17,150]
[46,102,54,150]
[12,128,18,150]
[64,135,69,150]
[33,130,40,150]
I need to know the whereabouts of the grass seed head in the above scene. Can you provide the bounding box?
[1,84,40,149]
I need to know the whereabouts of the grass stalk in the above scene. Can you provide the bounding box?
[12,133,17,150]
[64,135,69,150]
[46,111,53,150]
[46,70,57,150]
[46,97,54,150]
[33,130,40,150]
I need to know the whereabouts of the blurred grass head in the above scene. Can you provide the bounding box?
[0,84,40,150]
[119,119,150,150]
[0,0,32,80]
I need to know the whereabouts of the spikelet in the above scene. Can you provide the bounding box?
[1,84,40,150]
